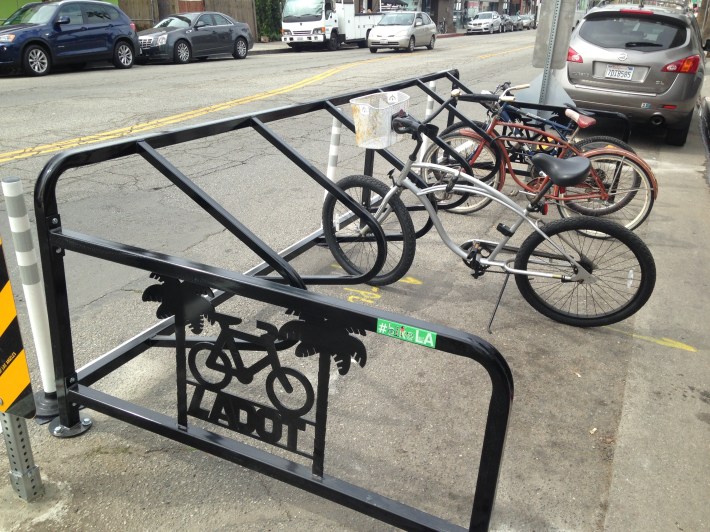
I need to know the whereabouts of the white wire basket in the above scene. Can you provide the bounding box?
[350,91,410,149]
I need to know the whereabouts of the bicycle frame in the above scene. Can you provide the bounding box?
[206,318,292,389]
[457,119,651,204]
[375,160,594,283]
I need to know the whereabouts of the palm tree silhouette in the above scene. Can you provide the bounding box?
[141,273,216,333]
[278,313,367,376]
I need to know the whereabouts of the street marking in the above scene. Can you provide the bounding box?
[0,57,393,164]
[607,327,698,352]
[398,276,422,284]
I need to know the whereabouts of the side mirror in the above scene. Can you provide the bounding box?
[194,21,206,29]
[56,16,71,25]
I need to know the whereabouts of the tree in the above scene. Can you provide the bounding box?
[255,0,283,41]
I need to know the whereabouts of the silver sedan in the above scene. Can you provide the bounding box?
[368,11,436,53]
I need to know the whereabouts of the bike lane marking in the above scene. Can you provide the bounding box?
[0,57,394,165]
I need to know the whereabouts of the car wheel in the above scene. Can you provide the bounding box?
[666,114,693,146]
[174,40,192,64]
[489,25,494,34]
[369,46,377,53]
[406,36,415,52]
[426,35,435,50]
[112,41,134,69]
[326,31,339,51]
[233,37,248,59]
[22,44,50,76]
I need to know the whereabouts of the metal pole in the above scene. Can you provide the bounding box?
[539,0,563,105]
[1,177,58,421]
[0,413,44,502]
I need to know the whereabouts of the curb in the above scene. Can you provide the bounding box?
[250,30,468,55]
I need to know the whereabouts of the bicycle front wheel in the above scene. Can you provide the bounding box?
[420,130,502,213]
[322,174,416,286]
[266,367,315,417]
[514,217,656,327]
[557,151,655,232]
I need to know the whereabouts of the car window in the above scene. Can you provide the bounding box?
[155,15,191,29]
[3,4,57,25]
[196,14,214,27]
[84,5,120,24]
[579,16,687,51]
[476,13,492,19]
[422,13,432,24]
[212,13,231,26]
[58,4,84,25]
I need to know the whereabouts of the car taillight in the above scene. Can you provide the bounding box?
[130,22,136,32]
[567,47,583,63]
[662,55,700,74]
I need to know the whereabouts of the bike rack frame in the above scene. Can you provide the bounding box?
[33,70,514,531]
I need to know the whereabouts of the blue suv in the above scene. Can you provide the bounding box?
[0,0,139,76]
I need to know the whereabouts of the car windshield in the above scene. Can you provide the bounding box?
[282,0,323,18]
[155,15,194,28]
[3,4,57,25]
[379,13,415,25]
[580,16,686,50]
[474,13,492,19]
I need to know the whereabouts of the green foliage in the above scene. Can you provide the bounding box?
[255,0,283,40]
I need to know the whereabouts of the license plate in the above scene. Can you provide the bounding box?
[296,36,305,41]
[605,64,634,81]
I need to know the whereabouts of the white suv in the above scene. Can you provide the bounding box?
[466,12,501,34]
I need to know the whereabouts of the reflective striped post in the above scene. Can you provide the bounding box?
[325,113,343,198]
[1,177,57,421]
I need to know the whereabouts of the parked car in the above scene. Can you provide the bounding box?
[509,14,525,31]
[519,14,536,29]
[500,14,514,32]
[138,12,254,64]
[0,0,138,76]
[368,11,436,53]
[466,11,502,34]
[552,2,709,145]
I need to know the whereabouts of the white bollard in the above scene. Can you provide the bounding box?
[2,177,57,419]
[417,81,438,163]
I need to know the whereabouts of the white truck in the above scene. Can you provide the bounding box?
[281,0,383,51]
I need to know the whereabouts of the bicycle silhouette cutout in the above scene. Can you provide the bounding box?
[188,313,315,417]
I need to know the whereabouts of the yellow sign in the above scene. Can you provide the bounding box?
[0,238,35,418]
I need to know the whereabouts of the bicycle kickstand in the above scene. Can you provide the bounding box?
[487,272,511,334]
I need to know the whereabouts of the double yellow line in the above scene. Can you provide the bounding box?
[0,56,391,165]
[0,45,533,166]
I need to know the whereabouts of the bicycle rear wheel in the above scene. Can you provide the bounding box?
[573,135,635,154]
[514,217,655,327]
[556,151,655,232]
[322,174,416,286]
[420,130,503,213]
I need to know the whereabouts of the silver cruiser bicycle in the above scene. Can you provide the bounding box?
[321,90,656,327]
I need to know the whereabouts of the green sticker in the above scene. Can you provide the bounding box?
[376,318,437,349]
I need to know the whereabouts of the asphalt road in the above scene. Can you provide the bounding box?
[1,31,709,531]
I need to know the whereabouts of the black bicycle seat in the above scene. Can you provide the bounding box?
[531,153,591,187]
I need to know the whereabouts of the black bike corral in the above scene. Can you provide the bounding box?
[34,70,514,531]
